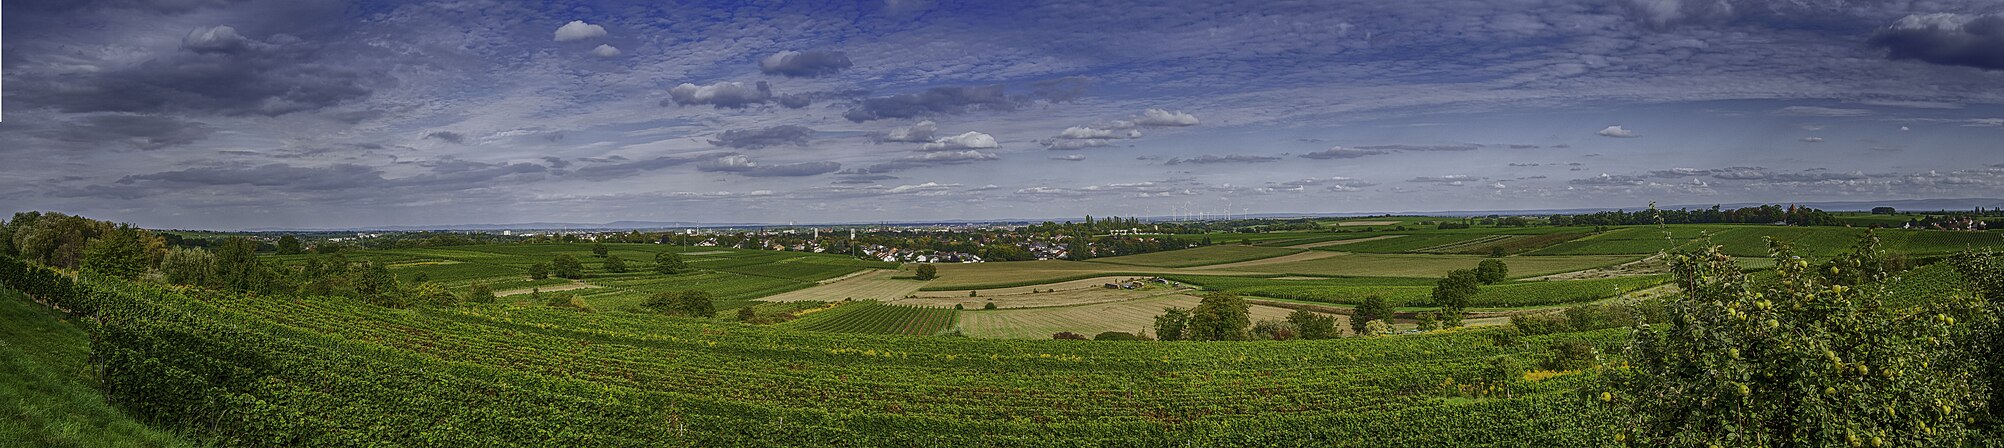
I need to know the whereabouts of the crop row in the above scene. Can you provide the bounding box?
[1171,274,1670,308]
[786,301,958,335]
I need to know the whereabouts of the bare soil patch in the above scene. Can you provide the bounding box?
[1189,250,1344,270]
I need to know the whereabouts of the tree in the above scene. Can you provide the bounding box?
[464,283,496,303]
[1287,310,1339,339]
[1352,295,1395,335]
[914,264,938,281]
[654,252,686,274]
[161,247,219,287]
[1432,269,1480,326]
[354,261,405,307]
[1414,311,1441,331]
[1361,320,1393,336]
[1606,240,1989,446]
[1475,259,1508,284]
[1480,355,1525,397]
[644,290,715,318]
[527,262,550,280]
[591,243,609,257]
[1251,319,1297,340]
[1154,307,1190,341]
[82,226,150,279]
[1186,291,1251,341]
[551,254,585,279]
[603,255,628,273]
[216,237,263,292]
[276,235,304,255]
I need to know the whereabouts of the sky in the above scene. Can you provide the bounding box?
[4,0,2004,230]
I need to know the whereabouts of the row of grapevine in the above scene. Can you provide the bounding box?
[784,301,958,335]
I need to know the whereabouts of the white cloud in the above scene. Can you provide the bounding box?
[590,44,621,58]
[554,20,607,42]
[921,131,1000,151]
[881,120,938,143]
[1900,126,1912,132]
[1800,137,1824,143]
[1134,109,1200,127]
[1057,126,1140,139]
[1597,125,1639,138]
[1051,154,1085,161]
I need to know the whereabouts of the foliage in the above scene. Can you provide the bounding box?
[643,290,716,318]
[1092,331,1147,341]
[1950,251,2004,433]
[1286,309,1338,339]
[982,301,996,310]
[1153,306,1190,341]
[1186,291,1251,341]
[408,282,458,307]
[464,283,496,303]
[1351,295,1395,335]
[1540,340,1597,371]
[1414,311,1441,331]
[1431,269,1480,311]
[1606,239,1989,446]
[526,262,550,280]
[550,254,584,279]
[603,255,628,273]
[160,247,219,287]
[276,235,304,255]
[1361,320,1393,336]
[82,225,152,279]
[653,251,686,274]
[1475,259,1508,284]
[915,263,938,281]
[1250,319,1297,340]
[592,243,609,257]
[1052,331,1089,340]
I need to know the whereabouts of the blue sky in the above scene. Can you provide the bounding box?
[4,0,2004,229]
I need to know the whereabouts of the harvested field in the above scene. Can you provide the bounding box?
[755,270,925,303]
[1335,220,1401,226]
[1286,234,1405,249]
[956,294,1324,339]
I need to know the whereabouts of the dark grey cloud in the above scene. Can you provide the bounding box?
[425,131,467,144]
[842,85,1011,122]
[1569,173,1650,186]
[697,155,841,177]
[1299,147,1389,159]
[1029,76,1093,102]
[758,50,853,77]
[1408,175,1481,185]
[54,114,215,150]
[19,25,381,117]
[709,125,815,149]
[1870,13,2004,70]
[1356,143,1482,152]
[1164,154,1281,165]
[571,155,712,179]
[118,163,385,190]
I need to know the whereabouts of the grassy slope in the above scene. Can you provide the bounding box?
[0,288,194,448]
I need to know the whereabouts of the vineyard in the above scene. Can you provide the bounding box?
[0,255,1621,446]
[1169,274,1671,308]
[783,301,959,335]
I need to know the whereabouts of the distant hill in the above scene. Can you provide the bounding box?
[237,198,2004,232]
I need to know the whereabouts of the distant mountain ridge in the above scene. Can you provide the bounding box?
[236,198,2004,232]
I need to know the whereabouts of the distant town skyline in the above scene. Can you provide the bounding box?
[5,0,2004,229]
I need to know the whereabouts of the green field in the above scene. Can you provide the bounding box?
[1169,274,1670,308]
[0,287,195,448]
[782,301,959,335]
[1085,245,1302,267]
[1216,253,1640,278]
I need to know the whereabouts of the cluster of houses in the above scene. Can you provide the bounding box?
[1901,217,1992,231]
[1102,277,1179,290]
[858,244,985,263]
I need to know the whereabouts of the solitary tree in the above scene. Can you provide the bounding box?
[526,262,550,280]
[591,243,609,257]
[654,251,687,274]
[603,255,628,273]
[1154,307,1191,341]
[551,254,585,279]
[1186,291,1251,341]
[1288,310,1339,339]
[1475,259,1509,284]
[914,263,938,280]
[216,237,263,292]
[1432,269,1480,326]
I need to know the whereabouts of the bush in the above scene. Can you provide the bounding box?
[1541,340,1597,371]
[1092,331,1145,341]
[1351,295,1394,335]
[551,255,585,279]
[643,290,716,318]
[654,252,686,274]
[915,264,938,281]
[1154,307,1189,341]
[982,301,996,310]
[1052,331,1088,340]
[463,283,496,303]
[1250,319,1297,340]
[603,255,628,273]
[526,262,550,280]
[1475,259,1508,284]
[1286,310,1339,339]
